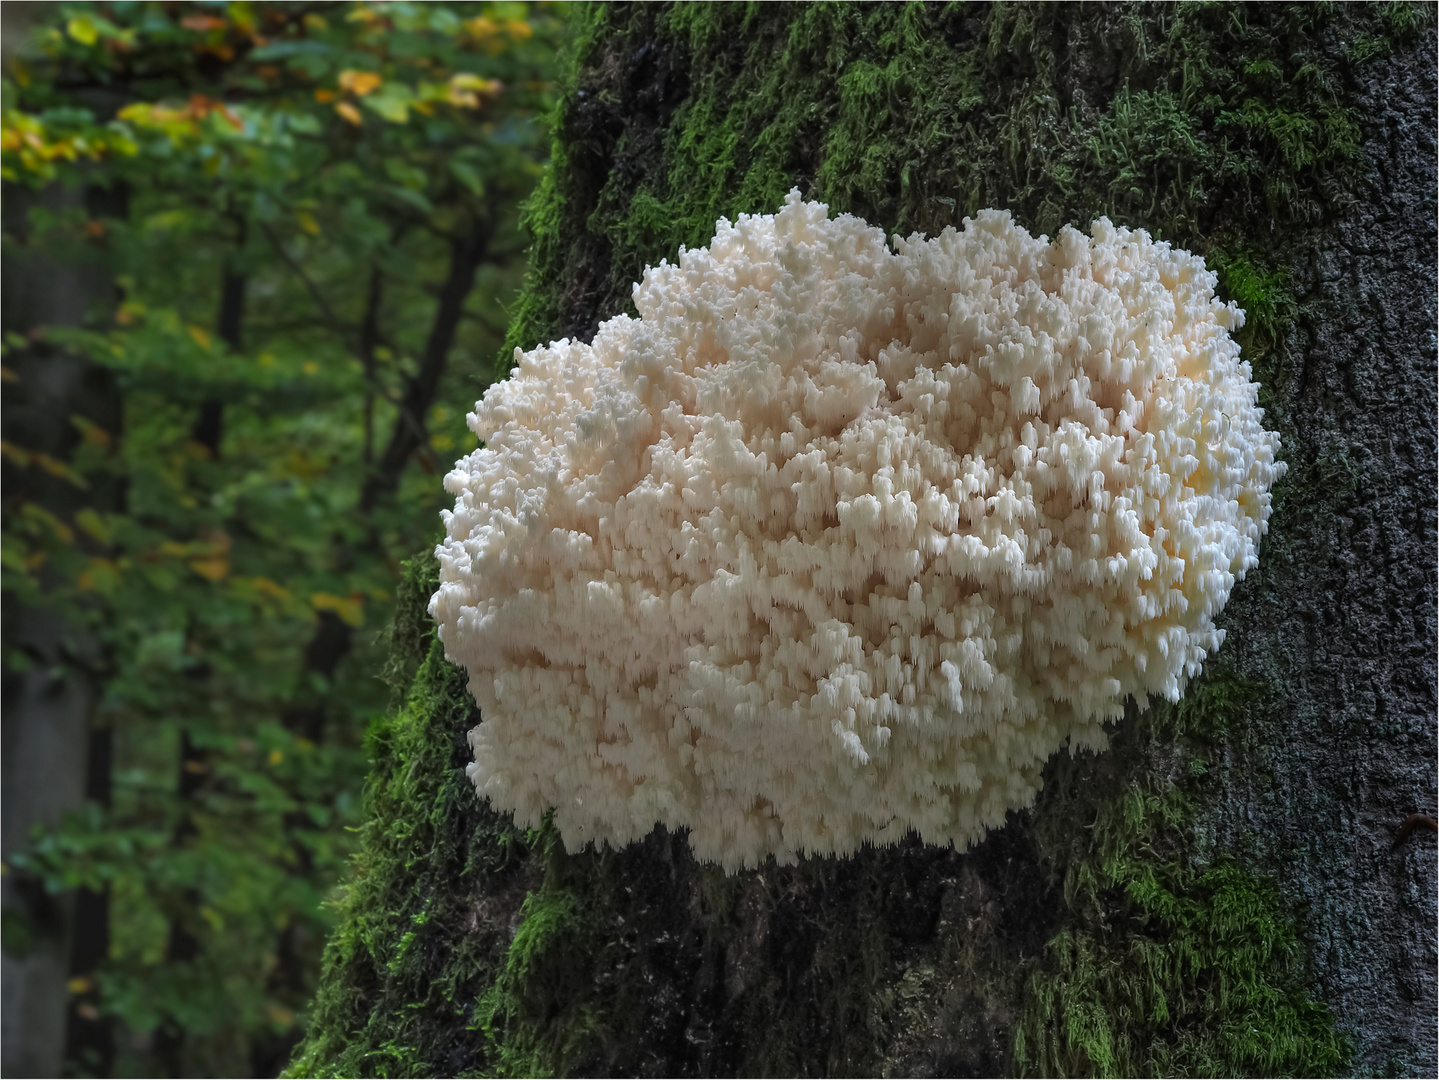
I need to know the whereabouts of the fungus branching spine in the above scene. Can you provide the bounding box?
[430,191,1284,871]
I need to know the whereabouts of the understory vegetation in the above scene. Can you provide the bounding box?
[2,4,559,1075]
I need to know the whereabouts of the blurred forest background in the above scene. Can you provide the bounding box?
[1,2,564,1076]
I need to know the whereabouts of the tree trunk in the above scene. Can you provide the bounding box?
[1,178,126,1079]
[289,5,1436,1077]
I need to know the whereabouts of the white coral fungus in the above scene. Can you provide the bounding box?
[431,191,1284,870]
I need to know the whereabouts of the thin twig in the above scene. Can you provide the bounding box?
[261,222,433,460]
[260,221,348,342]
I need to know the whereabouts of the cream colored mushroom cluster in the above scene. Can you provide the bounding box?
[431,190,1284,871]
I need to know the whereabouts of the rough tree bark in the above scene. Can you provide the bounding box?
[289,5,1436,1077]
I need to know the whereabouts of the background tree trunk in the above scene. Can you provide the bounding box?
[1,177,125,1079]
[289,5,1436,1076]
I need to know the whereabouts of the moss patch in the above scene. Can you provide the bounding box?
[286,553,541,1079]
[501,1,1396,362]
[1016,674,1350,1077]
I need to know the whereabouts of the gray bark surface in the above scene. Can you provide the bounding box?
[1223,47,1437,1070]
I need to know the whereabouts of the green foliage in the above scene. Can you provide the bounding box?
[1,3,559,1075]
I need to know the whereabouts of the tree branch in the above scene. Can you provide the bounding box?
[259,221,347,341]
[361,212,494,513]
[261,222,434,476]
[360,267,382,466]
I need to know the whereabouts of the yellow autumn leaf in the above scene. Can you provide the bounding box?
[73,417,113,447]
[67,976,93,995]
[33,451,88,488]
[249,577,292,601]
[284,449,324,478]
[228,1,257,33]
[67,16,99,46]
[296,211,321,236]
[0,439,31,467]
[447,72,500,108]
[311,592,364,627]
[450,73,501,94]
[338,70,382,97]
[188,325,211,350]
[506,19,533,41]
[0,440,86,487]
[77,558,119,593]
[75,509,111,544]
[189,556,230,581]
[116,102,153,124]
[22,504,74,544]
[335,101,362,126]
[464,16,497,41]
[268,749,284,765]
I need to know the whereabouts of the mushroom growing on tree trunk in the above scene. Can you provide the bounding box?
[288,6,1436,1076]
